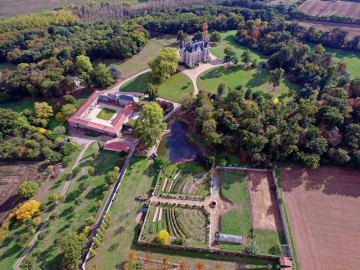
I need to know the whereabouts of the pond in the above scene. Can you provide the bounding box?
[157,121,197,162]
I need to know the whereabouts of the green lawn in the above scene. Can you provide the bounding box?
[0,63,16,70]
[121,71,194,102]
[210,30,267,63]
[0,148,82,270]
[220,170,248,205]
[96,108,116,120]
[26,143,123,269]
[254,229,286,256]
[197,65,299,96]
[96,34,177,80]
[308,43,360,78]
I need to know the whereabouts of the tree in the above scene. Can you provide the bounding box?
[34,102,53,120]
[268,68,284,91]
[148,48,179,82]
[192,31,203,42]
[154,156,170,169]
[105,171,118,185]
[146,83,159,101]
[196,261,204,270]
[156,230,170,244]
[217,83,226,96]
[75,55,93,74]
[76,55,93,74]
[314,44,325,55]
[246,241,260,255]
[91,63,113,87]
[179,261,188,270]
[108,64,121,80]
[18,180,40,198]
[209,31,221,44]
[223,46,238,67]
[88,166,95,175]
[327,148,350,165]
[15,200,40,220]
[349,77,360,98]
[61,104,76,118]
[64,95,77,104]
[59,232,87,270]
[177,30,187,43]
[134,102,166,147]
[241,50,251,66]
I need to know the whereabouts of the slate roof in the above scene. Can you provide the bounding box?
[184,40,209,53]
[99,92,139,103]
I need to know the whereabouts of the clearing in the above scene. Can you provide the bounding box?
[281,166,360,270]
[121,71,194,102]
[299,0,360,18]
[197,65,298,96]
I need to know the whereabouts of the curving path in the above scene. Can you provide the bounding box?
[178,52,224,96]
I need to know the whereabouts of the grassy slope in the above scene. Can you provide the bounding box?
[27,143,122,269]
[206,31,299,96]
[121,71,194,102]
[0,148,82,270]
[96,34,177,80]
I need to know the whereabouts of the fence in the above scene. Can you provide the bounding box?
[217,166,271,173]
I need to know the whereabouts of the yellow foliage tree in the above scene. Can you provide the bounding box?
[15,200,40,221]
[273,97,279,105]
[156,229,170,244]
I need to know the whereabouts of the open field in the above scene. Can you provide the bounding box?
[0,148,81,270]
[97,34,177,80]
[0,162,43,222]
[96,107,116,120]
[210,30,267,63]
[121,71,194,102]
[247,171,282,231]
[281,166,360,270]
[197,65,299,96]
[299,0,360,18]
[298,20,360,39]
[0,0,139,18]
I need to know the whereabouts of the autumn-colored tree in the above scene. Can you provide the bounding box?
[215,263,224,270]
[34,102,54,120]
[128,250,137,262]
[156,229,170,244]
[15,200,40,220]
[196,261,204,270]
[145,252,153,262]
[163,255,169,270]
[179,260,188,270]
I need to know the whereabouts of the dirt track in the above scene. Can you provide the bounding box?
[299,0,360,18]
[282,166,360,270]
[248,171,282,231]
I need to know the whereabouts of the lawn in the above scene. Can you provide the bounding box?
[254,229,286,256]
[26,143,123,269]
[96,34,177,80]
[121,71,194,102]
[0,148,82,270]
[308,43,360,78]
[210,30,267,63]
[220,170,248,205]
[96,108,116,120]
[197,65,299,96]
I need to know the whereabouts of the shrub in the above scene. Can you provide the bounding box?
[15,200,40,221]
[88,166,95,175]
[113,166,120,173]
[18,180,40,198]
[85,216,96,226]
[62,156,71,167]
[93,236,100,247]
[89,248,96,257]
[73,167,81,176]
[105,171,118,185]
[74,197,83,206]
[172,237,186,246]
[53,125,66,135]
[50,152,62,164]
[155,229,170,244]
[61,143,77,156]
[32,216,41,227]
[38,231,46,240]
[272,243,283,256]
[246,241,260,255]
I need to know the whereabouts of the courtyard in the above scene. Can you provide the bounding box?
[84,103,122,126]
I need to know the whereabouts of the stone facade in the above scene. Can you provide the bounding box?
[179,39,210,68]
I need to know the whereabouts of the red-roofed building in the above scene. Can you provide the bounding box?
[104,141,130,152]
[279,257,293,269]
[68,91,137,137]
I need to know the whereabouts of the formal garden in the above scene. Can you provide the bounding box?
[155,163,210,198]
[140,204,209,248]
